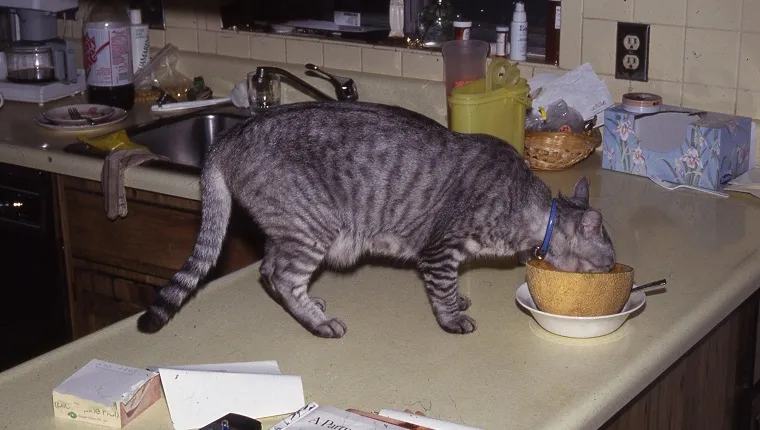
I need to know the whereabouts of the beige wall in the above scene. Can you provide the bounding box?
[569,0,758,119]
[65,0,759,164]
[66,0,759,116]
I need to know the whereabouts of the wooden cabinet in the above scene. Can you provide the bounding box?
[56,175,264,338]
[602,291,759,430]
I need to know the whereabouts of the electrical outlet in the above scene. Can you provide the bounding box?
[615,22,650,82]
[623,54,640,70]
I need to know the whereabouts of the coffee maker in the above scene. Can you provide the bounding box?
[0,0,85,104]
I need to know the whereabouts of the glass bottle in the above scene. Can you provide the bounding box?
[545,0,561,65]
[417,0,455,48]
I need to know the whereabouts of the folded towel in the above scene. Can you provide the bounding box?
[101,149,170,220]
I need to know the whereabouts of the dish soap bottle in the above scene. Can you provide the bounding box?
[82,2,135,110]
[509,1,527,61]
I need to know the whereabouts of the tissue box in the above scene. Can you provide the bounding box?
[602,104,756,190]
[53,359,162,428]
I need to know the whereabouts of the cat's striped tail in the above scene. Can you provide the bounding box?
[137,163,232,333]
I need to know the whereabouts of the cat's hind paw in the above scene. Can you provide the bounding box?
[310,318,347,338]
[439,314,477,334]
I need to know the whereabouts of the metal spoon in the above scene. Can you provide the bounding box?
[631,279,667,293]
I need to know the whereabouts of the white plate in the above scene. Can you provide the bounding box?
[42,104,115,126]
[515,283,646,339]
[34,108,127,131]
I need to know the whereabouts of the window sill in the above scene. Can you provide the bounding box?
[59,17,564,84]
[211,27,561,81]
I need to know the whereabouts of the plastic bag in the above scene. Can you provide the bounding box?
[77,130,148,152]
[525,99,585,133]
[134,44,193,104]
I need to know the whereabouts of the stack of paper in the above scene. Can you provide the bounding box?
[150,361,305,430]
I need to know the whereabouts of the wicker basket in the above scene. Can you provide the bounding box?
[524,128,602,171]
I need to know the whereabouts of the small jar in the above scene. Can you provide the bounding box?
[495,25,509,57]
[453,20,472,40]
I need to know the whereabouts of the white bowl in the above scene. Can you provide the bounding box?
[515,283,646,339]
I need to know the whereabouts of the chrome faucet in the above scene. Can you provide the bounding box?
[304,63,359,101]
[252,64,359,103]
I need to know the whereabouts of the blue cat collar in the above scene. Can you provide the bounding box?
[534,198,558,260]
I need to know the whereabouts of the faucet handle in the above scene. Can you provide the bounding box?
[305,63,358,101]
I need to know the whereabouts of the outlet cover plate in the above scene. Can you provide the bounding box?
[615,22,650,82]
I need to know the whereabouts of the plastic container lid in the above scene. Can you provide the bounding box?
[129,9,142,25]
[453,21,473,28]
[447,58,530,156]
[449,58,529,101]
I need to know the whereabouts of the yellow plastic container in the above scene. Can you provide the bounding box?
[448,58,530,155]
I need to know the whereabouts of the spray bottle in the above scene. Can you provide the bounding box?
[509,2,527,61]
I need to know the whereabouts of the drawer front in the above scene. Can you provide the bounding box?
[71,264,156,338]
[63,182,262,278]
[65,186,202,277]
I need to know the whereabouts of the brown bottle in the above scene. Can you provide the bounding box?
[545,0,561,66]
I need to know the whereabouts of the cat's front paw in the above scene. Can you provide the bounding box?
[457,294,471,311]
[438,314,477,334]
[310,318,347,338]
[312,297,326,312]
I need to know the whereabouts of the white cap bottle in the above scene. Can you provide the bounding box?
[129,9,150,74]
[509,2,528,61]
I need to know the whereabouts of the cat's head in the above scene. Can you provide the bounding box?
[542,177,616,273]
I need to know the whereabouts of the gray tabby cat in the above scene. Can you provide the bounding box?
[137,101,615,338]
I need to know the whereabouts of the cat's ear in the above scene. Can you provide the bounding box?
[580,209,603,237]
[573,177,590,204]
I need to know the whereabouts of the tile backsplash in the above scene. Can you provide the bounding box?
[65,0,759,165]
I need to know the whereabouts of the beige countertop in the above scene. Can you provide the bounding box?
[1,99,760,429]
[0,97,211,201]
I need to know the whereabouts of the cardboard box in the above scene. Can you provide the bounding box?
[53,359,162,428]
[602,104,756,190]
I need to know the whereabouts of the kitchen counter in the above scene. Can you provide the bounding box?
[0,98,217,201]
[2,97,760,429]
[1,121,760,429]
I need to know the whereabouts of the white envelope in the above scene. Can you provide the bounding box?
[153,361,305,430]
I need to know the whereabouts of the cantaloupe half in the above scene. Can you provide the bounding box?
[525,259,634,317]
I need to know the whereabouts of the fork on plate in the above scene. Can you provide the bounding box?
[67,107,96,125]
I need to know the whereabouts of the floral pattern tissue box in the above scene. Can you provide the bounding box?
[602,104,756,191]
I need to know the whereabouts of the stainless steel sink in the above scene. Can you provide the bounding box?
[64,109,249,171]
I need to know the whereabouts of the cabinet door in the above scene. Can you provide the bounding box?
[58,175,264,338]
[603,297,755,430]
[60,175,262,278]
[70,260,163,338]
